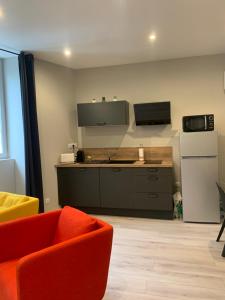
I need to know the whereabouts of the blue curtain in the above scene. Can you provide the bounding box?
[18,52,44,212]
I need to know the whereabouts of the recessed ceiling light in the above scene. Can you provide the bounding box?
[149,34,156,41]
[0,7,4,18]
[64,48,71,57]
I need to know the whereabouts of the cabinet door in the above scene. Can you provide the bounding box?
[181,157,219,223]
[133,192,173,211]
[133,168,173,193]
[77,101,129,127]
[57,168,100,207]
[100,168,133,209]
[77,103,105,126]
[104,101,129,125]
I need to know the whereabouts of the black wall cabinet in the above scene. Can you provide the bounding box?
[77,101,129,126]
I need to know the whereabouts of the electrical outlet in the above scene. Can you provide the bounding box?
[68,142,77,150]
[45,198,50,205]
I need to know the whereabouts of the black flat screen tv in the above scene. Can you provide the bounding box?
[134,101,171,126]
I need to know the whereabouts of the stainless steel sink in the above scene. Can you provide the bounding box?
[81,159,162,164]
[80,160,109,164]
[82,160,136,164]
[144,160,162,164]
[107,160,136,164]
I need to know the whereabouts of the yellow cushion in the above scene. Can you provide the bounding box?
[0,192,8,206]
[0,192,39,222]
[0,192,28,207]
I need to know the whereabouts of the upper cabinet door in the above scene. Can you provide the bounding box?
[103,101,129,125]
[77,101,129,127]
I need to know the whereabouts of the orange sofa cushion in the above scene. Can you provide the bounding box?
[52,206,97,244]
[0,259,18,300]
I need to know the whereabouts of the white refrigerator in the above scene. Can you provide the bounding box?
[180,131,220,223]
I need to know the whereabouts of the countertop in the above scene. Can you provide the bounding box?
[56,160,173,168]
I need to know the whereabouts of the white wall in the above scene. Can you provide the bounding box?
[74,54,225,185]
[35,60,76,211]
[35,54,225,210]
[0,159,15,192]
[3,57,25,194]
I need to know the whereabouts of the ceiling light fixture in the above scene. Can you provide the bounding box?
[64,48,71,57]
[0,7,4,18]
[149,34,156,41]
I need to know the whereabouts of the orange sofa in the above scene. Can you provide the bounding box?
[0,206,113,300]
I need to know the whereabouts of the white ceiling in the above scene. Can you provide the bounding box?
[0,0,225,69]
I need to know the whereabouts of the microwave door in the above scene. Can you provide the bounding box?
[183,114,214,132]
[188,117,206,131]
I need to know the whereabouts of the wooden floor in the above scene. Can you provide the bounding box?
[97,215,225,300]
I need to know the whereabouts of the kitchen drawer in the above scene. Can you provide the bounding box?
[133,192,173,211]
[133,167,172,176]
[134,173,173,193]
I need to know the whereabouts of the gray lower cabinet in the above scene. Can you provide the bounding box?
[100,168,133,209]
[133,192,173,211]
[100,167,173,211]
[133,168,173,193]
[132,168,173,211]
[57,167,100,207]
[57,166,173,218]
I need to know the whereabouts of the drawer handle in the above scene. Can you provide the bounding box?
[79,168,87,171]
[148,193,158,198]
[112,168,121,172]
[147,168,158,173]
[148,175,159,181]
[96,122,106,126]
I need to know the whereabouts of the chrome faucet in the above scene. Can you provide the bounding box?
[106,150,116,161]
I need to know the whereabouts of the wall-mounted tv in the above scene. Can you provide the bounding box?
[133,101,171,126]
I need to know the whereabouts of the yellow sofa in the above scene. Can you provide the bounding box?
[0,192,39,222]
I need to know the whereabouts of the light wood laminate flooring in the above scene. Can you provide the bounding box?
[98,215,225,300]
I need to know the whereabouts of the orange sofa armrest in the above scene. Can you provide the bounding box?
[17,220,113,300]
[0,210,61,262]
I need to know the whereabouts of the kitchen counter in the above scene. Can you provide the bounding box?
[56,147,174,220]
[56,160,173,168]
